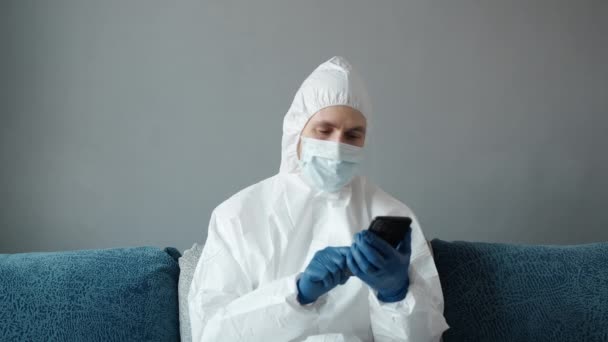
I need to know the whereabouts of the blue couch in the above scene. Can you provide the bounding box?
[0,247,181,342]
[1,240,607,342]
[431,240,608,342]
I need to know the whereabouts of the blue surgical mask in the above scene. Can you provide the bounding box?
[298,137,364,193]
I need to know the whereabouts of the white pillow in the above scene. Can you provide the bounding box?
[178,243,204,342]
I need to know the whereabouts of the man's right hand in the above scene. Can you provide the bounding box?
[297,246,351,304]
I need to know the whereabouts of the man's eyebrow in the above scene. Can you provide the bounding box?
[314,121,366,133]
[314,120,337,127]
[348,126,366,133]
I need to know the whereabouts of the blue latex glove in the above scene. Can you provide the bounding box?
[347,229,412,302]
[297,246,351,304]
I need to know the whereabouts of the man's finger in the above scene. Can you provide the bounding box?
[324,262,340,287]
[396,230,412,255]
[355,233,386,269]
[362,230,395,256]
[351,243,378,274]
[346,250,362,277]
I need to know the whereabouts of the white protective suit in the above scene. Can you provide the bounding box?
[188,56,449,342]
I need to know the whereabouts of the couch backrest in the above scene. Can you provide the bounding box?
[431,239,608,342]
[0,247,181,342]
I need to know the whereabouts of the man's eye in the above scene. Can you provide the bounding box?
[346,134,361,139]
[318,130,331,134]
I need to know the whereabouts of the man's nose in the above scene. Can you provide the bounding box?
[329,132,345,144]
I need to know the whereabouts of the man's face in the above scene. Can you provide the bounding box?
[297,105,367,159]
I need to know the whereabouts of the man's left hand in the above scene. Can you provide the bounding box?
[347,229,412,302]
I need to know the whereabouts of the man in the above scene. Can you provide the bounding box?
[188,56,449,341]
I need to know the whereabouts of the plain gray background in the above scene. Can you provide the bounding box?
[1,0,606,253]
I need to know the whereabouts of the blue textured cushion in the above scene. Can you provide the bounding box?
[0,246,181,342]
[431,239,608,342]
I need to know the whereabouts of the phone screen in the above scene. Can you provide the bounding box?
[368,216,412,248]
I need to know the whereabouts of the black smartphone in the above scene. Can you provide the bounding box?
[344,216,412,277]
[368,216,412,248]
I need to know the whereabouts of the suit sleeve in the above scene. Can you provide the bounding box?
[188,211,327,342]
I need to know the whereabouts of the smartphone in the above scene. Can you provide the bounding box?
[368,216,412,248]
[344,216,412,277]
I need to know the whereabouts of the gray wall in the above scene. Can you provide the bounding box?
[1,0,606,253]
